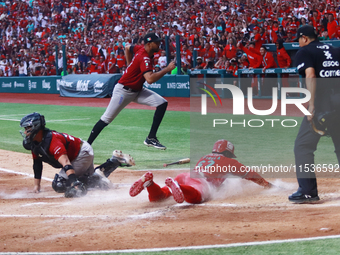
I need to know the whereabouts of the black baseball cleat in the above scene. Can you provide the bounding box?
[144,137,166,150]
[288,191,320,204]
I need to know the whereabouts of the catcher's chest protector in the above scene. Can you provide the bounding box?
[31,130,63,168]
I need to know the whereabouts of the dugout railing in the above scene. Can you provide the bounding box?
[188,67,301,99]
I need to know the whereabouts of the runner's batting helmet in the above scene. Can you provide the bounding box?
[19,112,45,143]
[212,139,236,158]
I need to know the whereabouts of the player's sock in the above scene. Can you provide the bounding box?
[179,184,202,204]
[87,119,108,145]
[148,102,167,138]
[147,183,171,202]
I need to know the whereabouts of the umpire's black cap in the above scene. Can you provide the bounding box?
[144,33,162,43]
[295,25,317,41]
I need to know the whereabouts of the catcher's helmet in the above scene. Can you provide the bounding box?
[19,112,45,143]
[212,139,236,158]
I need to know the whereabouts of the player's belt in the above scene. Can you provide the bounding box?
[123,86,139,93]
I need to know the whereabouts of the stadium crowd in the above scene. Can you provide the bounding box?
[0,0,339,77]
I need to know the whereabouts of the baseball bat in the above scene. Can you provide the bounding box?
[163,158,190,167]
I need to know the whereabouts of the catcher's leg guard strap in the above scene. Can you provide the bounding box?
[95,159,120,178]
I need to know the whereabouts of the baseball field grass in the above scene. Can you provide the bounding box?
[88,237,340,254]
[0,102,190,170]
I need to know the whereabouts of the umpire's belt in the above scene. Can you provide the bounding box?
[123,86,139,93]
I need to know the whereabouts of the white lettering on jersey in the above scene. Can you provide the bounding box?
[297,63,305,70]
[320,69,340,77]
[317,45,330,49]
[322,61,339,67]
[324,51,333,60]
[54,147,61,155]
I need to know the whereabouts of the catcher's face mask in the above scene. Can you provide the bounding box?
[20,126,33,141]
[19,112,45,143]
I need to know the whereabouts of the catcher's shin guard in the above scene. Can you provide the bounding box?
[86,170,111,190]
[95,158,120,178]
[52,173,68,193]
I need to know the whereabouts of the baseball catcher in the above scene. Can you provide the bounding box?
[129,139,273,204]
[20,112,135,198]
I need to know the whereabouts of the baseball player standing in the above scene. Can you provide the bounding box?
[87,33,176,150]
[20,112,135,198]
[289,25,340,203]
[129,140,273,204]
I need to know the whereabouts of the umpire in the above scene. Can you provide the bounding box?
[289,25,340,203]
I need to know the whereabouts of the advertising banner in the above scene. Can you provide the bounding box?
[0,76,60,94]
[59,74,122,98]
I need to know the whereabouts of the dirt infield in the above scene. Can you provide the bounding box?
[1,93,340,253]
[2,149,340,253]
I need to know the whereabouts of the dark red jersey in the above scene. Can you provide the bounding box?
[32,131,82,164]
[118,45,154,91]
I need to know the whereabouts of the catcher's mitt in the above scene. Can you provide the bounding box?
[64,180,87,198]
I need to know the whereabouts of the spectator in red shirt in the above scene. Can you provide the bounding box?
[116,51,126,70]
[193,56,205,69]
[214,56,227,69]
[327,13,338,39]
[275,40,291,69]
[285,31,296,42]
[46,65,57,76]
[226,58,238,86]
[89,61,99,74]
[181,44,192,66]
[106,52,118,74]
[237,42,262,96]
[222,38,237,60]
[237,42,262,69]
[239,53,249,69]
[200,42,215,62]
[97,56,107,74]
[260,46,277,72]
[276,39,291,87]
[252,27,263,51]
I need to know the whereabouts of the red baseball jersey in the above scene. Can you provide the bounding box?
[276,47,291,68]
[239,44,262,68]
[32,131,82,163]
[195,153,247,187]
[118,45,153,91]
[262,52,277,69]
